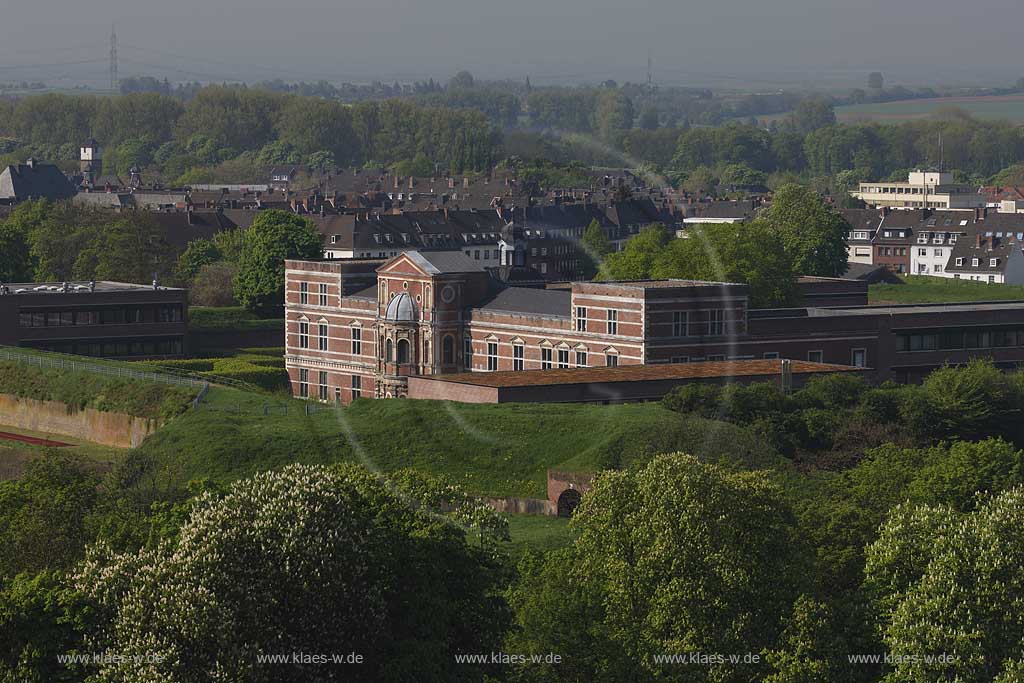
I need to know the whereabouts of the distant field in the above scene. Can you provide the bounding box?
[835,95,1024,123]
[869,275,1024,304]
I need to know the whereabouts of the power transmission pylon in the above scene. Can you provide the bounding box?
[110,25,118,93]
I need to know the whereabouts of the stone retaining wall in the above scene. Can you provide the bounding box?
[482,496,557,516]
[0,394,158,448]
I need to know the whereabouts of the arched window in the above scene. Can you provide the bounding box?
[396,339,410,364]
[385,338,393,362]
[442,335,455,365]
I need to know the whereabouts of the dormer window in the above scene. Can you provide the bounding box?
[972,258,980,267]
[956,257,963,267]
[991,258,999,267]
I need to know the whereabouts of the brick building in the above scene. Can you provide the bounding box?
[0,281,188,358]
[284,250,1024,403]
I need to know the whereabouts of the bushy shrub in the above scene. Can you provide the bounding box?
[795,373,867,410]
[661,383,721,415]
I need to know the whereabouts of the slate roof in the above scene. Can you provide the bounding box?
[474,287,571,317]
[0,161,75,202]
[945,232,1019,275]
[406,250,489,274]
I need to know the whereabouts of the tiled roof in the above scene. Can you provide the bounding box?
[421,359,862,389]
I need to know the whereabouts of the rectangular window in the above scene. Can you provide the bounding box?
[300,282,308,304]
[319,323,328,351]
[956,258,964,267]
[487,341,498,371]
[575,306,587,332]
[707,354,726,361]
[464,338,473,367]
[763,352,780,359]
[557,348,569,368]
[808,350,823,363]
[852,349,867,368]
[299,320,309,349]
[299,368,309,398]
[990,258,999,267]
[541,346,553,369]
[351,327,362,355]
[672,311,687,337]
[972,258,980,267]
[319,283,328,306]
[513,344,524,371]
[351,375,361,400]
[606,309,618,335]
[576,350,588,367]
[605,353,618,367]
[319,371,329,400]
[709,310,725,336]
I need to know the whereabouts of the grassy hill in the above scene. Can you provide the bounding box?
[122,383,785,499]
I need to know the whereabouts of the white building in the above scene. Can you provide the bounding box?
[909,214,970,277]
[852,170,984,211]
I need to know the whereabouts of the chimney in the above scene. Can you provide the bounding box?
[448,177,455,189]
[408,176,414,190]
[976,233,982,249]
[463,177,470,189]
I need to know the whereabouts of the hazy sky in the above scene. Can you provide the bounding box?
[1,0,1022,88]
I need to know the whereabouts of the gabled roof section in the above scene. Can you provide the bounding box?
[474,287,571,317]
[378,249,488,277]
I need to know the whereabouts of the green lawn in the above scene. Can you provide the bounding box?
[869,276,1024,305]
[505,514,576,558]
[125,385,785,499]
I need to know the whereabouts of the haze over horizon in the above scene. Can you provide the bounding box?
[1,0,1022,89]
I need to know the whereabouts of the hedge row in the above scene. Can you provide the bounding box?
[0,362,195,420]
[200,359,289,392]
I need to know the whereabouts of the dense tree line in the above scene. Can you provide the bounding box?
[0,87,498,180]
[5,83,1024,190]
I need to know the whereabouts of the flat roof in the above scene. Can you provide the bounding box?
[806,300,1024,317]
[583,279,743,289]
[1,281,184,295]
[415,359,862,389]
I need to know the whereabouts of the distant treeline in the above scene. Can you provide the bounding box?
[3,83,1024,189]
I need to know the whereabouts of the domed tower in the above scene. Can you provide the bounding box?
[377,291,419,398]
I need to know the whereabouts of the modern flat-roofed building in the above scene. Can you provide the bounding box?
[284,250,1024,403]
[0,281,188,359]
[852,170,984,211]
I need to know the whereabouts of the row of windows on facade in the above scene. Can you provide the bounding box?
[30,338,183,357]
[297,368,361,401]
[18,306,185,328]
[574,308,727,337]
[298,282,330,306]
[896,327,1024,352]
